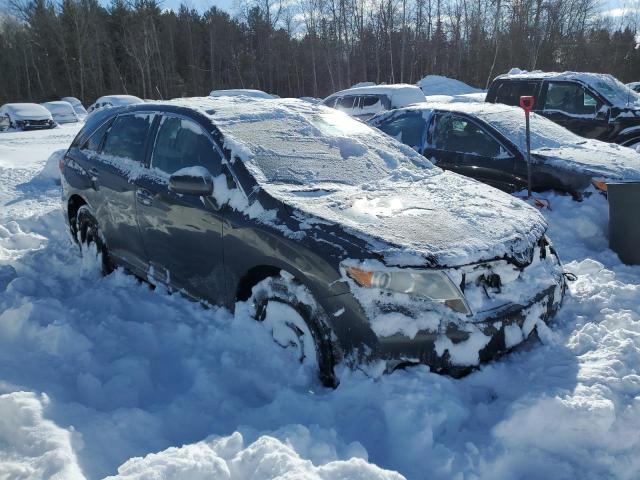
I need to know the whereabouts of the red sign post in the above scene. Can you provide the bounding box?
[519,96,535,197]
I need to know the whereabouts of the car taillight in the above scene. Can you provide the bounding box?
[59,154,66,172]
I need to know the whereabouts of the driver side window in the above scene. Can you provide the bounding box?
[151,116,222,176]
[432,114,504,158]
[544,82,602,116]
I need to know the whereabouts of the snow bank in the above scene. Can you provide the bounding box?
[417,75,484,96]
[0,391,84,480]
[106,431,404,480]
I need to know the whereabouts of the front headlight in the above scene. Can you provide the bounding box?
[345,265,471,315]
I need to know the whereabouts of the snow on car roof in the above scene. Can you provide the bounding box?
[42,101,75,113]
[209,89,276,99]
[496,70,640,108]
[95,95,143,105]
[325,84,425,107]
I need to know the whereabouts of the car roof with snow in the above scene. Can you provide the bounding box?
[324,84,425,107]
[42,101,75,112]
[209,89,277,99]
[95,95,143,105]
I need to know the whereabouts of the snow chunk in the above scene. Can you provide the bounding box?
[105,431,405,480]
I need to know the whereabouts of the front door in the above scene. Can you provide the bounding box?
[540,81,610,139]
[135,114,226,303]
[424,113,526,192]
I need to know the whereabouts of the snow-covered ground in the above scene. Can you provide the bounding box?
[1,125,639,479]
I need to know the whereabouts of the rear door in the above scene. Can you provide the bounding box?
[135,113,226,303]
[540,80,609,138]
[89,112,154,273]
[424,113,525,192]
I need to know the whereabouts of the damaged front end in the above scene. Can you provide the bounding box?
[341,236,566,376]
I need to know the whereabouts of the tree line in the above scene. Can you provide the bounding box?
[0,0,639,105]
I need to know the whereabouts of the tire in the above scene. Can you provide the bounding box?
[76,205,113,275]
[248,274,338,388]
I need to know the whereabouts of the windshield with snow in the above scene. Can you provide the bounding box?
[590,75,640,107]
[225,111,434,186]
[476,108,588,151]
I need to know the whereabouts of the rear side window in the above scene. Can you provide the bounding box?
[151,116,222,176]
[543,82,602,116]
[102,114,154,162]
[432,114,502,157]
[378,113,426,149]
[81,119,113,152]
[495,81,539,106]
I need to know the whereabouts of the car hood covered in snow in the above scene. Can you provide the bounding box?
[532,140,640,181]
[265,171,547,267]
[165,97,548,267]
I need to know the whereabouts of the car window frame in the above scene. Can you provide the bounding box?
[148,112,226,178]
[98,111,156,163]
[80,116,116,153]
[541,80,608,116]
[428,111,515,159]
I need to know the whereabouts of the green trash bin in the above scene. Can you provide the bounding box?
[608,182,640,265]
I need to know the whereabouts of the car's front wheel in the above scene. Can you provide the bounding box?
[247,274,338,388]
[76,205,113,275]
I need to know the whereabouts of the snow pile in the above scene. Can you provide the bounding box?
[0,392,84,480]
[417,75,484,96]
[424,92,486,103]
[106,431,403,480]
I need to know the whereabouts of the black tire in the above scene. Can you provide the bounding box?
[76,205,113,275]
[249,275,338,388]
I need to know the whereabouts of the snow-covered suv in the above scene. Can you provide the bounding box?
[322,84,425,120]
[487,71,640,149]
[60,97,565,387]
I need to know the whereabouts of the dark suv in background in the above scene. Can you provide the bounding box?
[486,71,640,149]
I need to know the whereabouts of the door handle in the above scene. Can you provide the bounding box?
[136,188,154,206]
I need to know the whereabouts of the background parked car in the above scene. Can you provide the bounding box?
[61,96,88,117]
[368,102,640,197]
[209,89,278,99]
[60,97,564,386]
[41,101,79,124]
[87,95,143,114]
[322,84,425,120]
[627,82,640,93]
[0,103,56,131]
[486,71,640,149]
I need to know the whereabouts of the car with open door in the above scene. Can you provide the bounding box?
[368,102,640,197]
[486,71,640,149]
[0,103,56,131]
[60,97,565,387]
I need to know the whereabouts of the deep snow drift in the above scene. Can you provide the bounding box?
[1,124,640,480]
[417,75,484,96]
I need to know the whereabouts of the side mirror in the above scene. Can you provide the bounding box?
[169,167,213,196]
[595,106,609,121]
